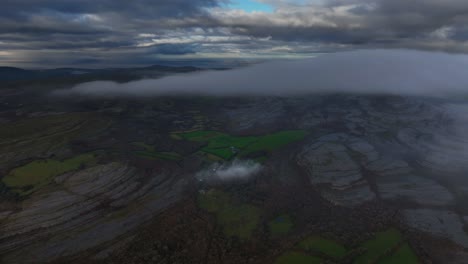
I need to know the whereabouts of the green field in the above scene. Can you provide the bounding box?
[354,228,419,264]
[197,189,231,213]
[3,153,97,196]
[298,236,348,260]
[379,243,419,264]
[274,228,419,264]
[218,204,261,239]
[176,131,225,142]
[198,189,261,239]
[275,252,323,264]
[269,214,294,236]
[354,228,403,264]
[175,130,307,160]
[132,142,182,161]
[242,131,308,155]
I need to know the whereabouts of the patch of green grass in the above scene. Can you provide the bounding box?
[269,214,294,236]
[202,147,237,160]
[177,130,224,142]
[206,134,257,149]
[175,130,307,160]
[275,228,418,264]
[298,236,348,260]
[3,153,97,196]
[379,243,419,264]
[218,204,261,239]
[198,189,231,213]
[198,189,261,239]
[275,252,323,264]
[132,142,182,161]
[242,131,308,156]
[354,228,403,264]
[187,131,257,160]
[205,153,225,162]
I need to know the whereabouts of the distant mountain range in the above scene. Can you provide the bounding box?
[0,65,201,84]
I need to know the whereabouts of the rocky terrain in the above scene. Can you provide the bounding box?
[1,78,468,263]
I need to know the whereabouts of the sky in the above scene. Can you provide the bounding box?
[228,0,274,13]
[1,0,468,68]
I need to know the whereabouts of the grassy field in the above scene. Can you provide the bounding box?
[218,204,261,239]
[3,153,97,196]
[198,189,261,239]
[176,131,223,142]
[197,189,231,213]
[298,236,348,260]
[268,214,294,236]
[175,130,307,160]
[274,228,418,264]
[132,142,183,161]
[379,243,419,264]
[275,252,323,264]
[242,131,308,156]
[354,228,402,264]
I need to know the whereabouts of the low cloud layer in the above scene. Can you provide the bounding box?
[196,159,263,183]
[53,49,468,98]
[424,103,468,173]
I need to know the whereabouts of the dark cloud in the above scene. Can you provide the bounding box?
[1,0,468,67]
[0,0,223,67]
[216,0,468,52]
[0,0,220,19]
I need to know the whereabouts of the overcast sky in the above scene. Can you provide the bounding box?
[1,0,468,67]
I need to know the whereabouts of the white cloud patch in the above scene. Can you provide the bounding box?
[429,26,455,40]
[196,159,263,182]
[0,51,11,56]
[210,6,338,28]
[138,33,157,38]
[136,35,254,47]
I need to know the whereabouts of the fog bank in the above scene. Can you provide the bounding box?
[196,160,262,183]
[53,49,468,98]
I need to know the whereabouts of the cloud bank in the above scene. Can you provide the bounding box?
[196,159,263,183]
[3,0,468,67]
[53,49,468,98]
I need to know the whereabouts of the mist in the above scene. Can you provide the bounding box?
[196,159,263,183]
[422,103,468,174]
[52,49,468,98]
